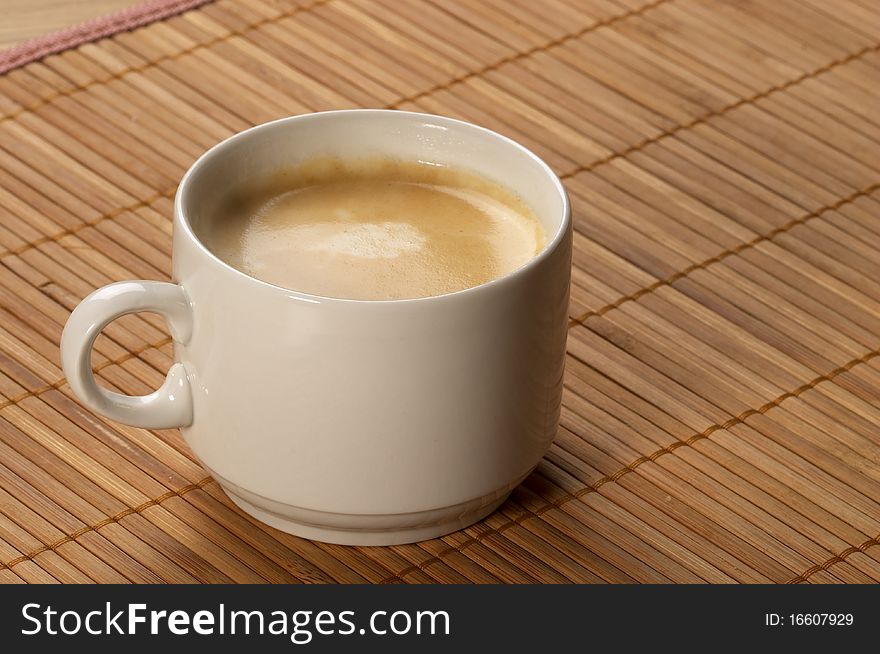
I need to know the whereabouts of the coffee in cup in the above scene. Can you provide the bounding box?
[199,157,546,300]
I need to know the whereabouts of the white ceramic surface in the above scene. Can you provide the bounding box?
[61,110,572,546]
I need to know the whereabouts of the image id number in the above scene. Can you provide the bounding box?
[765,613,854,627]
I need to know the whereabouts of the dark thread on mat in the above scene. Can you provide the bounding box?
[569,182,880,327]
[388,0,670,109]
[0,336,173,412]
[0,186,177,259]
[788,533,880,584]
[0,476,214,573]
[555,41,880,183]
[0,0,334,125]
[380,347,880,582]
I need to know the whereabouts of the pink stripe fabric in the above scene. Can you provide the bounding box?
[0,0,215,75]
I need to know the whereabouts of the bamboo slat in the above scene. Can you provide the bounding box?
[0,0,878,583]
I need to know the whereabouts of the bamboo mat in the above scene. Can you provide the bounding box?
[0,0,878,584]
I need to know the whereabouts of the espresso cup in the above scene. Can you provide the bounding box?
[61,110,572,545]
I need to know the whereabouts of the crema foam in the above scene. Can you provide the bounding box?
[200,157,546,300]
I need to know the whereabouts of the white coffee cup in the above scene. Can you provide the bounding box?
[61,110,571,545]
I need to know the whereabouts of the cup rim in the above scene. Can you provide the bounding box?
[174,109,571,305]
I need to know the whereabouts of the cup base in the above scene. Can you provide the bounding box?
[223,488,509,546]
[207,465,527,546]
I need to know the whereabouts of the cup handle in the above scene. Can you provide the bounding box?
[61,280,194,429]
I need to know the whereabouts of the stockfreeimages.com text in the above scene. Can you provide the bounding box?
[21,602,450,644]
